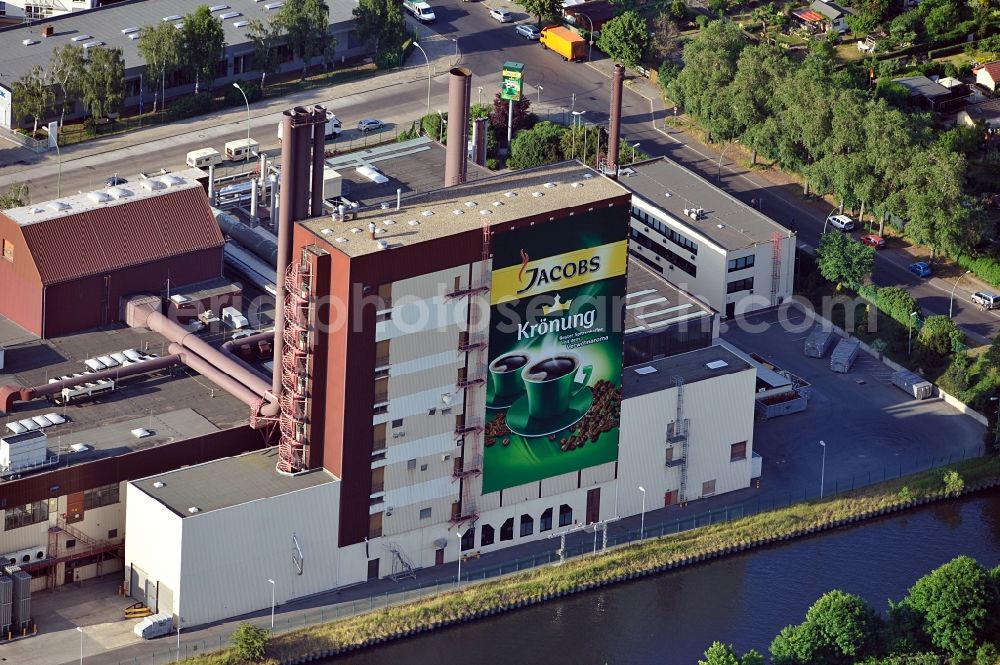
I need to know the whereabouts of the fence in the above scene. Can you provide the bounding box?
[109,444,983,665]
[1,127,48,153]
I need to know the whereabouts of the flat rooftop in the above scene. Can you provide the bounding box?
[326,138,492,208]
[624,258,714,334]
[132,447,337,517]
[619,157,791,251]
[0,317,249,470]
[622,344,752,399]
[301,161,631,258]
[0,0,357,88]
[893,76,951,99]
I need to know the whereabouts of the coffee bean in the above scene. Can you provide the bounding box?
[502,437,511,447]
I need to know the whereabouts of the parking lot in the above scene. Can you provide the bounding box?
[721,304,986,503]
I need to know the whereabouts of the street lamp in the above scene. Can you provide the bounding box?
[822,207,839,234]
[477,86,483,107]
[267,579,275,629]
[451,37,460,59]
[637,486,646,540]
[949,270,972,318]
[571,110,585,160]
[77,626,83,665]
[436,109,447,144]
[631,141,640,163]
[455,531,463,588]
[537,84,543,105]
[716,140,737,185]
[232,83,251,162]
[819,440,826,498]
[579,12,594,61]
[908,311,918,356]
[412,42,431,119]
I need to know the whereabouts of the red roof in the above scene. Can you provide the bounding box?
[13,187,223,285]
[793,9,825,21]
[976,60,1000,83]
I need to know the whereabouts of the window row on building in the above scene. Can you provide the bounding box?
[726,277,754,294]
[727,255,755,272]
[630,206,699,255]
[462,504,574,551]
[630,228,697,277]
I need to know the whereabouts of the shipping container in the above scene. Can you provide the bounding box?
[892,370,934,400]
[830,338,860,373]
[803,329,836,358]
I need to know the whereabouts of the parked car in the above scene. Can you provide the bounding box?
[358,118,384,133]
[515,24,540,39]
[859,234,885,249]
[909,262,932,278]
[826,214,855,232]
[972,291,1000,310]
[104,176,127,187]
[490,7,512,22]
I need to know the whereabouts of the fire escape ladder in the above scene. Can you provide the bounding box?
[387,542,417,581]
[277,259,314,474]
[670,375,690,503]
[770,231,782,307]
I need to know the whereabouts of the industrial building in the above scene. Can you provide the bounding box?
[0,0,100,26]
[0,0,363,130]
[618,158,796,319]
[0,173,224,337]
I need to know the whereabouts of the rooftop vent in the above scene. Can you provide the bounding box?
[131,428,153,438]
[335,237,347,243]
[464,201,477,207]
[619,167,636,177]
[141,179,166,191]
[376,240,389,250]
[320,228,333,235]
[82,41,105,50]
[162,14,182,21]
[664,192,672,197]
[532,192,544,198]
[188,506,200,514]
[420,210,434,217]
[633,366,658,375]
[356,165,388,184]
[543,182,556,188]
[571,182,583,188]
[705,360,729,370]
[29,207,44,214]
[71,34,92,42]
[23,39,39,46]
[480,209,493,215]
[69,443,89,453]
[47,201,70,212]
[152,481,165,488]
[233,19,250,27]
[493,201,503,207]
[220,11,241,19]
[452,209,464,216]
[349,227,362,234]
[383,219,396,225]
[121,27,140,34]
[407,220,420,226]
[504,191,517,198]
[108,187,133,199]
[209,3,229,11]
[583,173,594,179]
[264,1,283,9]
[128,33,140,40]
[87,191,111,203]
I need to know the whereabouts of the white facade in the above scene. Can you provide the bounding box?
[125,471,342,627]
[628,197,795,319]
[975,63,999,92]
[0,0,97,23]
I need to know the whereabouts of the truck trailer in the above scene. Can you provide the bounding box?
[539,26,586,62]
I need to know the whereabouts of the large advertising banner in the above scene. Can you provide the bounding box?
[482,209,628,494]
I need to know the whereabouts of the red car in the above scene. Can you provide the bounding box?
[860,234,886,249]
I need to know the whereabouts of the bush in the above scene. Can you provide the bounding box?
[485,157,499,170]
[224,81,262,107]
[695,14,710,29]
[231,623,269,662]
[943,470,965,497]
[167,92,213,121]
[874,287,921,330]
[917,315,961,356]
[397,121,420,142]
[956,253,1000,289]
[421,112,446,144]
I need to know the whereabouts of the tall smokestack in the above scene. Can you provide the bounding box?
[310,104,327,217]
[273,110,297,398]
[608,64,624,179]
[445,67,472,187]
[292,106,311,222]
[472,117,487,167]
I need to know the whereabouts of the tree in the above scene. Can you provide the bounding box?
[509,121,567,169]
[770,590,881,665]
[982,335,1000,375]
[50,44,86,127]
[81,47,125,119]
[816,232,875,289]
[521,0,562,26]
[669,0,688,20]
[245,18,282,90]
[740,650,765,665]
[700,642,740,665]
[942,469,965,496]
[648,12,681,63]
[923,1,959,42]
[12,65,53,135]
[901,555,996,660]
[353,0,406,69]
[137,23,181,114]
[230,623,269,661]
[275,0,337,79]
[181,6,225,94]
[917,315,962,355]
[490,93,532,144]
[598,11,649,68]
[899,145,969,258]
[0,184,29,209]
[753,3,787,43]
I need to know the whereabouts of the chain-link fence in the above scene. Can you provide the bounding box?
[109,444,982,665]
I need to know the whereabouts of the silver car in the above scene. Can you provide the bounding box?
[516,24,540,39]
[490,7,512,22]
[357,118,384,133]
[826,214,855,232]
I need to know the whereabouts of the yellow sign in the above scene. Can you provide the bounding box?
[491,240,628,304]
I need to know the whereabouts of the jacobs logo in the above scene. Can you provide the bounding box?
[517,251,601,294]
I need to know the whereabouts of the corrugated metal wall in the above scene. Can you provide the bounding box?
[0,214,43,336]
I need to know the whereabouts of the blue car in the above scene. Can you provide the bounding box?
[909,262,932,278]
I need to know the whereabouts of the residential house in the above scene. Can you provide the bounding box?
[794,0,853,34]
[974,60,1000,92]
[957,99,1000,130]
[893,75,967,113]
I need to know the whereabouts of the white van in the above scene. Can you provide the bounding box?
[224,139,259,161]
[278,111,342,142]
[186,148,222,169]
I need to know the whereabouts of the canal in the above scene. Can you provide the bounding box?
[329,490,1000,665]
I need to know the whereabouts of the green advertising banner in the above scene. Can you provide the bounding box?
[501,61,523,102]
[482,209,628,494]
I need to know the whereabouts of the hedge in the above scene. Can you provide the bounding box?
[956,254,1000,289]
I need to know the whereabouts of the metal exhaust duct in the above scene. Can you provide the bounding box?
[310,104,327,217]
[607,63,624,179]
[445,67,472,187]
[292,106,312,222]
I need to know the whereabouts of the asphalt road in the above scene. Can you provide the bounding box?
[1,1,998,343]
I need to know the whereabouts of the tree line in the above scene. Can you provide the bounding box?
[700,555,1000,665]
[663,20,986,260]
[11,0,334,132]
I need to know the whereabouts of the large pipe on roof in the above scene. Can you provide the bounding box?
[445,67,472,188]
[213,208,279,266]
[220,331,274,383]
[0,354,181,412]
[607,63,624,180]
[167,344,261,406]
[311,104,327,217]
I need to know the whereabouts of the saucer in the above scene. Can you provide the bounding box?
[504,388,594,438]
[485,384,523,410]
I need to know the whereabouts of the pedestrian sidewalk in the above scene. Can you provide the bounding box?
[0,23,457,178]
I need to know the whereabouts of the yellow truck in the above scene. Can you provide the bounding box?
[539,26,586,62]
